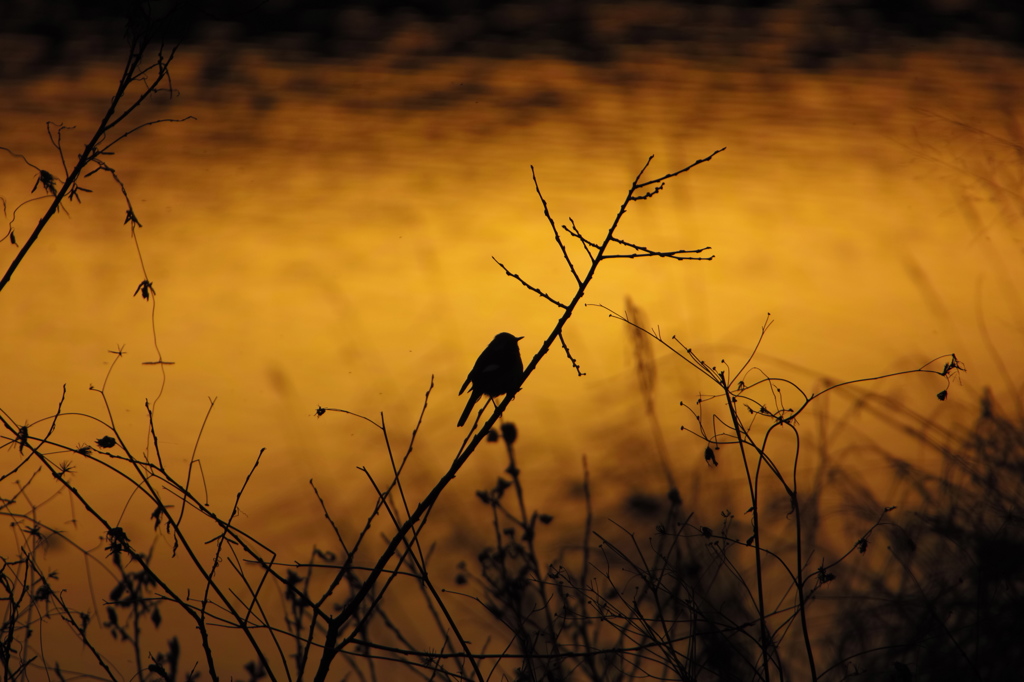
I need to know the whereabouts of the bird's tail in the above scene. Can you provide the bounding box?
[457,391,481,427]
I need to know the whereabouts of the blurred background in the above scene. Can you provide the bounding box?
[1,0,1022,564]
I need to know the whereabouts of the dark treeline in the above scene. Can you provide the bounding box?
[2,0,1023,76]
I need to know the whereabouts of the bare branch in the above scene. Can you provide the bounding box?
[491,256,568,309]
[603,242,715,261]
[533,166,581,286]
[635,147,727,189]
[558,332,585,377]
[561,217,599,258]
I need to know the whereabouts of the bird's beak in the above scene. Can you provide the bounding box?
[516,336,524,340]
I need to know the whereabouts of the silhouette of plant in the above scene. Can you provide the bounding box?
[821,391,1024,681]
[3,54,726,677]
[0,3,190,297]
[4,7,1022,682]
[453,311,962,682]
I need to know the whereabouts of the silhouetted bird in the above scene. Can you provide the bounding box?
[458,332,524,427]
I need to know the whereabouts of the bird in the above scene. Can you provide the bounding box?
[458,332,524,427]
